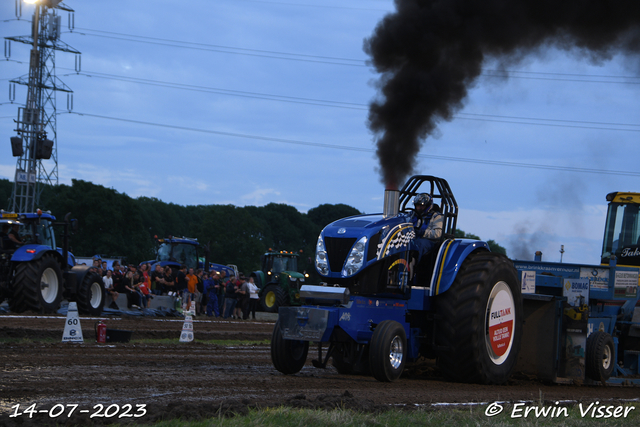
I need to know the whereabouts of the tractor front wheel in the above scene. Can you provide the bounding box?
[435,251,522,384]
[369,320,407,382]
[77,270,105,315]
[10,254,63,313]
[271,320,309,374]
[586,331,615,382]
[261,285,286,313]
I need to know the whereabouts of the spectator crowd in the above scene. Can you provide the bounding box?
[89,258,260,320]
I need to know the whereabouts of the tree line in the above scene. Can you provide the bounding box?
[0,178,506,276]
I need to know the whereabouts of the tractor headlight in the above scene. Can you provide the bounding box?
[315,235,329,276]
[342,236,367,277]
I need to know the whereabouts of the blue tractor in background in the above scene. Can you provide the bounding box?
[145,236,237,278]
[0,210,105,315]
[271,176,523,383]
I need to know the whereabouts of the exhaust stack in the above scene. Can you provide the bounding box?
[383,188,399,218]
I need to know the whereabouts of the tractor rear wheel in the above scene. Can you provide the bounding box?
[261,285,286,313]
[586,331,615,382]
[271,320,309,374]
[435,251,522,384]
[10,254,63,313]
[369,320,407,382]
[77,271,105,315]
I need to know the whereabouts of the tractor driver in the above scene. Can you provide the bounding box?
[409,193,443,259]
[7,223,24,248]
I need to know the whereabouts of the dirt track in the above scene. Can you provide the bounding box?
[1,313,639,426]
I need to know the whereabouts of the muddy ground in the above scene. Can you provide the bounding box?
[0,313,638,426]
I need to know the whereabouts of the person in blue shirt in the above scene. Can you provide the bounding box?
[203,273,220,317]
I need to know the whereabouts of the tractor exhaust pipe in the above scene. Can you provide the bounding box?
[383,188,399,218]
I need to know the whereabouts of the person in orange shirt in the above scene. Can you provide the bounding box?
[186,267,198,312]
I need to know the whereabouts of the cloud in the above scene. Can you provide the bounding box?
[240,187,281,206]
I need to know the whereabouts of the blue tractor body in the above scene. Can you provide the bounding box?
[272,176,523,383]
[1,211,104,315]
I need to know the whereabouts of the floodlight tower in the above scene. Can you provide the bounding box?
[6,0,80,213]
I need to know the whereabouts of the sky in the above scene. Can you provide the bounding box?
[1,0,639,265]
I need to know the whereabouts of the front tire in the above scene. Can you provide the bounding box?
[261,285,286,313]
[271,320,309,374]
[435,251,522,384]
[369,320,407,382]
[10,254,63,313]
[77,271,105,315]
[586,331,615,382]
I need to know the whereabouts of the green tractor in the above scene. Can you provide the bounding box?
[252,250,307,313]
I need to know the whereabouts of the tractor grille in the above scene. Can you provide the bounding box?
[367,232,380,261]
[324,237,356,273]
[289,277,302,290]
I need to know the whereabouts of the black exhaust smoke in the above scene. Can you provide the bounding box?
[364,0,640,188]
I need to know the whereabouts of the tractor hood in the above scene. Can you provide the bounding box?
[315,213,415,280]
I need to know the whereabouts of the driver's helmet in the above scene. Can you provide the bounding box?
[413,193,433,212]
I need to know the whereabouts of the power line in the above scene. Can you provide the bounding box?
[232,0,390,11]
[60,68,640,132]
[64,69,366,110]
[454,113,640,132]
[485,69,640,80]
[481,70,640,84]
[70,27,365,63]
[64,111,640,177]
[65,28,640,83]
[5,61,638,131]
[69,29,366,67]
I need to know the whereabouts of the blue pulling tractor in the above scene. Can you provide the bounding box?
[0,210,105,315]
[272,178,640,385]
[271,176,523,383]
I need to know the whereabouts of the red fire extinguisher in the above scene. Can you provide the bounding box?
[96,319,107,343]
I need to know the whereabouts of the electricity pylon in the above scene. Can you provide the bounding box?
[6,0,80,213]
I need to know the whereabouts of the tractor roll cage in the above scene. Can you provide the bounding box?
[399,175,458,239]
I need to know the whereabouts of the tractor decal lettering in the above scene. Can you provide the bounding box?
[621,248,640,257]
[490,307,511,319]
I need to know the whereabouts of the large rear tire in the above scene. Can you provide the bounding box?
[369,320,407,382]
[77,271,105,315]
[261,285,286,313]
[586,331,615,382]
[435,251,522,384]
[10,254,63,313]
[271,320,309,374]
